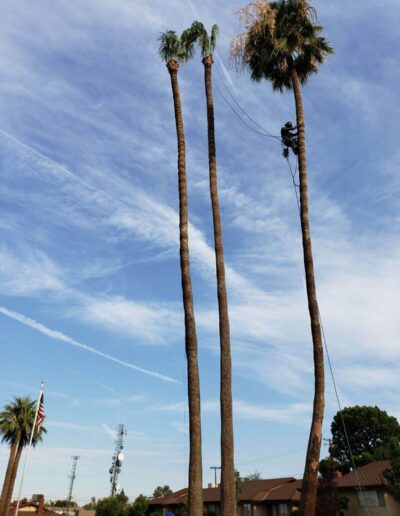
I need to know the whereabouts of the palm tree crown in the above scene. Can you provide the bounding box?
[158,29,197,65]
[190,22,219,58]
[0,396,46,447]
[231,0,333,90]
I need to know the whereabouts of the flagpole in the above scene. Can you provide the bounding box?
[13,382,44,516]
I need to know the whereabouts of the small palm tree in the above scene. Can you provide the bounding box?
[158,30,203,516]
[232,1,333,514]
[191,21,236,516]
[0,397,46,516]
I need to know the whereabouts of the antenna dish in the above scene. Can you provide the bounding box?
[118,453,124,461]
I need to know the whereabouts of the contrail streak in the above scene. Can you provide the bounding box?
[0,306,179,384]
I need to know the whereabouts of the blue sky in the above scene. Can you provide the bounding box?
[1,0,400,504]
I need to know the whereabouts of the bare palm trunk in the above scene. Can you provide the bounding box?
[167,59,203,516]
[0,441,18,516]
[291,68,325,516]
[2,441,23,516]
[202,56,236,516]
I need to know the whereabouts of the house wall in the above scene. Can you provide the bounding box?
[341,488,400,516]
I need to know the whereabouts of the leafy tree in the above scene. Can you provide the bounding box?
[115,490,129,505]
[95,497,127,516]
[323,406,400,472]
[191,19,236,516]
[152,486,172,498]
[384,443,400,503]
[247,470,261,481]
[0,397,47,516]
[127,495,148,516]
[232,2,333,514]
[83,497,97,510]
[158,28,203,516]
[52,500,77,508]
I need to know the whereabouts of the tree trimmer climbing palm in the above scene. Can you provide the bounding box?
[232,1,333,514]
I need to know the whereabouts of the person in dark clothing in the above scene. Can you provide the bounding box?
[281,121,298,155]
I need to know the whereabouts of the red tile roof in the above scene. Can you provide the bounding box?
[263,479,302,503]
[150,461,393,509]
[336,461,390,488]
[149,477,296,506]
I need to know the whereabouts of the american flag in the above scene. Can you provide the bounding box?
[36,392,45,433]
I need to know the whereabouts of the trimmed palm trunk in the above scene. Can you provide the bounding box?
[202,55,236,516]
[3,441,23,516]
[291,68,325,516]
[0,440,18,516]
[167,58,203,516]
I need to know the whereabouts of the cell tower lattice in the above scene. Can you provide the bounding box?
[66,456,79,515]
[109,424,127,497]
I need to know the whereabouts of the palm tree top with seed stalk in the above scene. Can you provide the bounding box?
[231,0,333,90]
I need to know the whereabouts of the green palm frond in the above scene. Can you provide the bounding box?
[158,30,179,62]
[158,28,197,64]
[190,20,219,58]
[0,396,46,447]
[210,25,219,53]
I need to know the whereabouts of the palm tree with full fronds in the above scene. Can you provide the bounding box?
[191,21,236,516]
[232,1,333,514]
[158,29,203,516]
[0,397,46,516]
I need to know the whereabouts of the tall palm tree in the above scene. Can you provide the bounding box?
[231,1,333,514]
[158,30,203,516]
[0,410,19,516]
[0,397,46,516]
[191,21,236,516]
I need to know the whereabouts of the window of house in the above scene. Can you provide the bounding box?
[204,504,218,515]
[278,503,290,515]
[241,503,252,516]
[357,489,385,507]
[272,504,290,516]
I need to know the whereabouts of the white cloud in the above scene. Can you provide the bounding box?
[0,247,64,296]
[80,296,182,344]
[156,399,310,424]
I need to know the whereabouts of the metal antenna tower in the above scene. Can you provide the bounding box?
[109,424,127,497]
[66,456,79,515]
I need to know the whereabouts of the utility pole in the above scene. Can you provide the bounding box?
[210,466,221,486]
[66,456,79,516]
[109,424,127,497]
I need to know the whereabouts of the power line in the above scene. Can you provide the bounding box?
[215,64,280,140]
[215,83,274,138]
[236,444,305,467]
[212,63,281,141]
